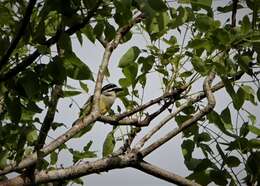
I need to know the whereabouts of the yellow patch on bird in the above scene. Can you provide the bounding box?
[99,99,109,114]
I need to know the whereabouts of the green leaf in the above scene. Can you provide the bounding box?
[225,156,241,167]
[122,63,138,88]
[209,169,228,185]
[102,131,115,157]
[248,125,260,136]
[63,90,82,97]
[147,0,168,12]
[248,139,260,149]
[227,138,249,153]
[79,81,89,93]
[191,0,212,8]
[213,28,231,46]
[240,123,249,137]
[58,33,72,52]
[196,132,211,143]
[118,46,141,68]
[83,0,98,9]
[137,55,155,73]
[246,151,260,180]
[0,150,8,169]
[188,38,213,52]
[237,55,252,74]
[241,15,251,34]
[94,21,104,39]
[50,151,58,165]
[72,149,97,163]
[19,71,40,98]
[220,107,233,131]
[46,57,66,84]
[82,24,95,43]
[181,139,194,160]
[146,12,170,40]
[104,22,116,41]
[119,78,132,88]
[180,71,193,77]
[187,170,211,185]
[26,129,38,143]
[83,141,93,151]
[63,52,94,80]
[168,7,191,29]
[241,85,256,104]
[191,56,207,75]
[248,113,256,125]
[236,87,245,110]
[195,15,220,32]
[222,77,241,110]
[5,94,21,124]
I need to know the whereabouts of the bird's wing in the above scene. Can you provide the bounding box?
[79,95,93,117]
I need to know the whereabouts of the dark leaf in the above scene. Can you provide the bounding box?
[147,0,168,12]
[63,52,94,80]
[102,130,115,157]
[225,156,241,167]
[50,151,58,165]
[118,46,141,68]
[5,94,21,124]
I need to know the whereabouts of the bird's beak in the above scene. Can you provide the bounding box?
[114,87,123,92]
[114,87,123,96]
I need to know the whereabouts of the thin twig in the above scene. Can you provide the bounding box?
[231,0,238,27]
[140,72,216,157]
[0,0,37,69]
[0,0,102,82]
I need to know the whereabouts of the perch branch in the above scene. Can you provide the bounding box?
[141,72,216,157]
[135,161,201,186]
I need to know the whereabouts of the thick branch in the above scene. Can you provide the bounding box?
[0,13,144,177]
[135,161,201,186]
[141,72,216,157]
[0,0,37,69]
[35,85,62,151]
[0,152,140,186]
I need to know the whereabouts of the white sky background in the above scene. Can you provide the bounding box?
[42,1,260,185]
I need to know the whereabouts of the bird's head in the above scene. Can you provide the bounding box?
[101,84,123,97]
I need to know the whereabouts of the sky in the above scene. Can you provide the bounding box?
[43,1,260,185]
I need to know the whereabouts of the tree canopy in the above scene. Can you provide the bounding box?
[0,0,260,185]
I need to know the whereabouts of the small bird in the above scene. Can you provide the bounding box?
[80,83,123,117]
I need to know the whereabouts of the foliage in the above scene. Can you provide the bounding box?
[0,0,260,185]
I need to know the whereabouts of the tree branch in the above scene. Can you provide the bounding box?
[0,0,37,69]
[231,0,238,27]
[135,161,201,186]
[91,13,145,114]
[140,72,216,157]
[0,152,140,185]
[0,0,102,82]
[115,86,187,121]
[0,13,144,177]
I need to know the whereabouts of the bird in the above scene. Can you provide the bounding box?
[80,83,123,117]
[73,84,122,138]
